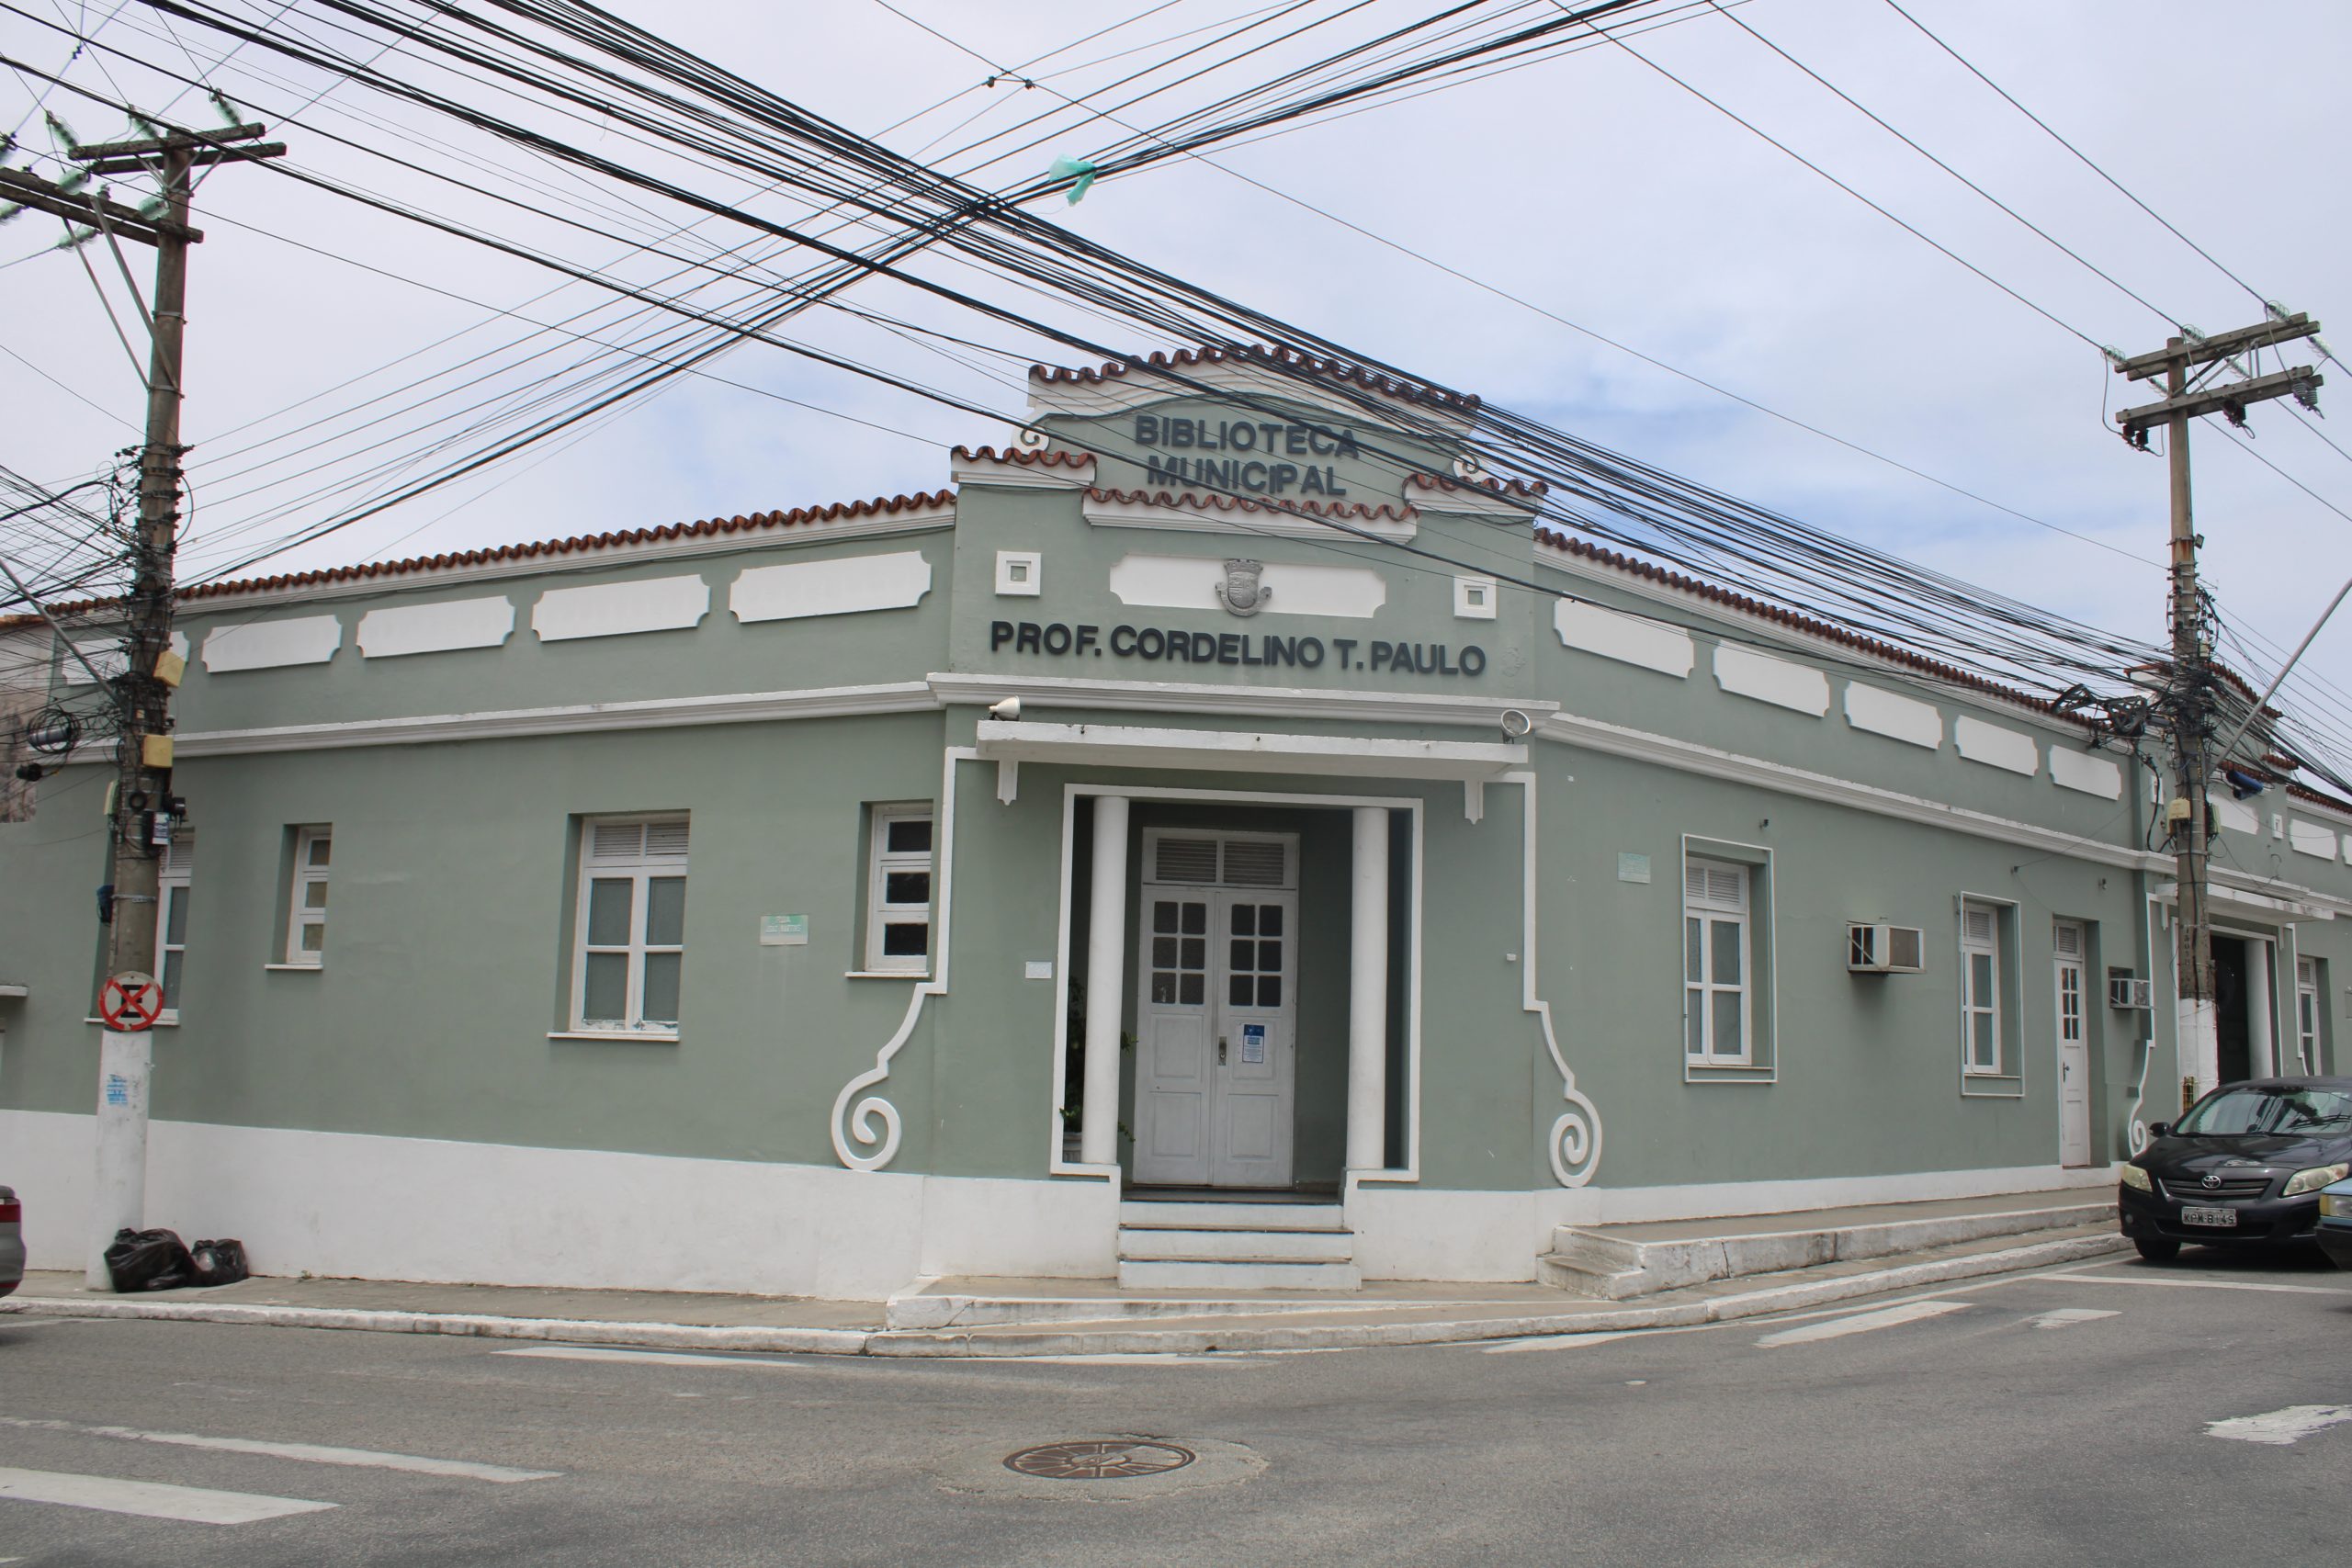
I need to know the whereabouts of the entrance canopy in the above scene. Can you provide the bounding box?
[977,718,1526,807]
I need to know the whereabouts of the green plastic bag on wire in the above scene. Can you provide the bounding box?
[1047,155,1098,206]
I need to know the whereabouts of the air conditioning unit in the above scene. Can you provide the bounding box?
[1848,922,1925,974]
[2108,968,2154,1010]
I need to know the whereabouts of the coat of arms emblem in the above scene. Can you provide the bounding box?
[1215,558,1272,617]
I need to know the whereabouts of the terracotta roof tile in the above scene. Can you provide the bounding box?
[951,445,1094,469]
[1088,486,1417,525]
[1033,344,1480,414]
[1404,472,1547,502]
[1535,527,2067,720]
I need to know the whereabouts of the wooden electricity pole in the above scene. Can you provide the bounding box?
[3,120,283,1284]
[2112,314,2324,1111]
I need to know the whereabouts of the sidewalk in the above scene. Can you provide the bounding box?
[0,1220,2127,1358]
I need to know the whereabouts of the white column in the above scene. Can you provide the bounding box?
[2247,941,2275,1077]
[1348,807,1390,1172]
[87,1030,153,1286]
[1080,795,1129,1167]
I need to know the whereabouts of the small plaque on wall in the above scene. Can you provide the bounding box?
[1617,852,1651,885]
[761,914,808,946]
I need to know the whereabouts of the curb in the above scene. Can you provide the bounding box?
[0,1231,2128,1359]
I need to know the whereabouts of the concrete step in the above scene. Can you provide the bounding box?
[1118,1226,1354,1263]
[1118,1200,1345,1233]
[1116,1258,1363,1292]
[1540,1197,2116,1300]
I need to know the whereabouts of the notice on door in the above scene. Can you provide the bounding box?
[1240,1022,1267,1064]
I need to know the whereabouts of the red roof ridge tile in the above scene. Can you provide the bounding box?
[1088,486,1416,525]
[1033,344,1480,414]
[951,445,1096,468]
[2284,781,2352,823]
[1404,471,1547,500]
[1534,527,2064,719]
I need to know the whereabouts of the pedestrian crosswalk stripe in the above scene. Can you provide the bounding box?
[0,1416,557,1483]
[1483,1329,1657,1354]
[2206,1404,2352,1446]
[1754,1299,1971,1348]
[2025,1307,2119,1329]
[494,1345,812,1371]
[0,1466,336,1525]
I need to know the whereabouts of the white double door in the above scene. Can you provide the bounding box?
[1132,885,1297,1188]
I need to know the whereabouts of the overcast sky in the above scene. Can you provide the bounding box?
[5,0,2349,734]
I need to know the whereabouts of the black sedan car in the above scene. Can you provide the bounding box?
[2117,1077,2352,1262]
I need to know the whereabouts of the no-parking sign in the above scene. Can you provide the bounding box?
[98,971,164,1032]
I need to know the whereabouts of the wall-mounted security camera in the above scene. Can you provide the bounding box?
[987,696,1023,721]
[1498,708,1532,740]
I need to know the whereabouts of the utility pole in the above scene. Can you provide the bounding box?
[2112,314,2324,1111]
[3,120,284,1285]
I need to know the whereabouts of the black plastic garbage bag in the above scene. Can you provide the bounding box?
[189,1238,249,1287]
[103,1227,194,1292]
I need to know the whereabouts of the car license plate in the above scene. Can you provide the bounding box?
[2181,1205,2238,1227]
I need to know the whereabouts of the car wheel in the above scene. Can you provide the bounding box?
[2133,1237,2181,1264]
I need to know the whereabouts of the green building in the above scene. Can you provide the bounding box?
[3,349,2343,1297]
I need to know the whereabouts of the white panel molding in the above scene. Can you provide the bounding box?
[1713,644,1830,716]
[356,596,515,660]
[2290,818,2339,861]
[1554,599,1692,678]
[1954,716,2039,776]
[2213,796,2258,835]
[200,615,343,673]
[173,682,939,757]
[1083,491,1418,543]
[729,550,933,624]
[1453,575,1498,620]
[2048,748,2123,799]
[994,550,1042,596]
[1105,552,1388,619]
[533,575,708,642]
[1844,682,1941,749]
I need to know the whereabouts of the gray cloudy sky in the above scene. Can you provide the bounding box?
[5,1,2349,730]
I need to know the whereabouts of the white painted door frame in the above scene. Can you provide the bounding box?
[2054,921,2090,1168]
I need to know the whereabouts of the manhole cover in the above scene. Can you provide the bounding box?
[1003,1440,1197,1480]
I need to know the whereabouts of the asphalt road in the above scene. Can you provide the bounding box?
[3,1247,2347,1567]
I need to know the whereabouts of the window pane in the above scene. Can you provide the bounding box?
[1712,919,1742,986]
[1230,975,1253,1006]
[1231,939,1255,972]
[1182,904,1207,936]
[885,817,933,854]
[1686,991,1703,1055]
[1713,991,1743,1056]
[1179,973,1204,1006]
[1258,941,1282,971]
[303,880,329,909]
[1153,936,1177,967]
[164,887,188,946]
[881,921,929,957]
[582,953,628,1021]
[1972,1010,1996,1066]
[641,953,682,1025]
[1970,953,1993,1003]
[306,835,331,868]
[588,878,633,946]
[299,923,324,953]
[1257,976,1281,1008]
[1233,906,1256,936]
[1153,903,1179,934]
[162,949,184,1010]
[1258,907,1282,937]
[1151,972,1175,1004]
[1686,918,1702,984]
[1181,938,1205,970]
[883,871,931,908]
[646,877,686,947]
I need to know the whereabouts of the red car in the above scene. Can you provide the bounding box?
[0,1186,22,1297]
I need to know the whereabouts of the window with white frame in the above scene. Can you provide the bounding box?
[574,816,689,1032]
[157,830,193,1018]
[1962,902,2002,1074]
[2297,956,2323,1074]
[865,807,935,973]
[285,827,331,965]
[1684,859,1750,1065]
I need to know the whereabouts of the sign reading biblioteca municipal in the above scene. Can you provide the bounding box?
[990,619,1486,676]
[1133,412,1362,498]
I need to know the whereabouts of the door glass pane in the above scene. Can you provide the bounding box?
[162,949,184,1010]
[646,877,687,946]
[1153,902,1178,933]
[1972,1010,1996,1066]
[1231,939,1254,971]
[164,887,188,945]
[1181,938,1205,970]
[881,920,929,957]
[885,817,933,854]
[583,952,628,1021]
[1230,975,1253,1006]
[1179,974,1204,1006]
[641,953,682,1024]
[883,871,930,908]
[1686,991,1702,1055]
[1153,936,1177,967]
[1182,903,1207,936]
[1969,952,1993,1003]
[1711,919,1742,986]
[1713,991,1743,1055]
[1257,976,1281,1008]
[1686,918,1702,984]
[1258,941,1282,970]
[303,880,329,909]
[1258,906,1282,937]
[1151,972,1176,1005]
[306,835,331,868]
[299,922,324,953]
[1233,905,1256,936]
[587,878,633,946]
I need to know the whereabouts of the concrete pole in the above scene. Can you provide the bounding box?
[1080,795,1129,1167]
[2165,342,2220,1109]
[1347,807,1390,1172]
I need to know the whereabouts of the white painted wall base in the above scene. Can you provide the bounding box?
[1,1111,1117,1302]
